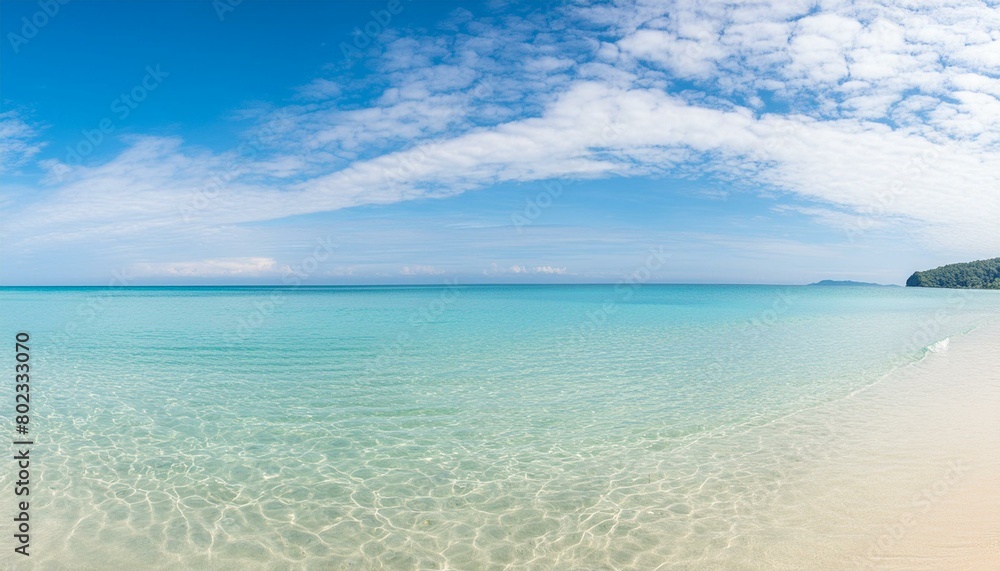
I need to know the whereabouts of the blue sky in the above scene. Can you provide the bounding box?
[2,0,999,285]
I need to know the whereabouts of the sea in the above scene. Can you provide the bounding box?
[1,285,998,569]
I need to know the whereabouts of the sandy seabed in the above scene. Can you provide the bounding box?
[3,318,999,570]
[759,321,1000,570]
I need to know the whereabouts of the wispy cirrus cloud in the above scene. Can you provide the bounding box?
[0,111,44,172]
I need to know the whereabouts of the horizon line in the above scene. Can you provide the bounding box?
[0,282,904,288]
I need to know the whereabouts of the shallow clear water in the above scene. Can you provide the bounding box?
[1,285,998,569]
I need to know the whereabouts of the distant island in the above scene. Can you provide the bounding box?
[809,280,896,287]
[906,257,1000,289]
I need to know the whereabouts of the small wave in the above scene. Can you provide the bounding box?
[927,337,950,353]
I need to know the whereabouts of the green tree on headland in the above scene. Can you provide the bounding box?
[906,257,1000,289]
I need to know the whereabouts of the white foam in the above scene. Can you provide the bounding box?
[927,337,950,353]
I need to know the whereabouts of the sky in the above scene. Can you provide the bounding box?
[1,0,999,285]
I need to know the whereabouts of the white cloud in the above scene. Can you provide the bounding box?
[533,265,568,274]
[618,29,726,78]
[0,112,43,172]
[129,257,278,277]
[7,77,1000,255]
[400,265,445,276]
[484,263,568,275]
[294,78,341,101]
[326,265,359,276]
[4,0,1000,267]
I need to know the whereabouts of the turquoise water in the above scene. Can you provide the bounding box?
[1,285,998,569]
